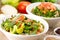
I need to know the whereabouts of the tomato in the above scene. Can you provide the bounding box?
[17,1,31,14]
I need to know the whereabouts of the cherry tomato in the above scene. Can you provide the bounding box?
[17,1,31,14]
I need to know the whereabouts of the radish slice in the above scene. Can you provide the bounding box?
[1,5,18,18]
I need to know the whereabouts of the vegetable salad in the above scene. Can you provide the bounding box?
[1,15,44,35]
[32,2,60,18]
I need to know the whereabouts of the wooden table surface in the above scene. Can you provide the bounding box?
[0,31,8,40]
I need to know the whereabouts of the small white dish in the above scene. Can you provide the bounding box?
[44,35,60,40]
[54,27,60,35]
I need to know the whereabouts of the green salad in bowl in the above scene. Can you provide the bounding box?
[26,2,60,27]
[0,14,49,40]
[1,15,44,35]
[31,2,60,18]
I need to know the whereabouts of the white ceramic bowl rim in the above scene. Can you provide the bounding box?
[44,35,60,40]
[0,14,49,37]
[26,2,60,20]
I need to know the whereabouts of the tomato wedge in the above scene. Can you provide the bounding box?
[16,15,25,23]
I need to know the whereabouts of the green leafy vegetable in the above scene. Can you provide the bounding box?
[32,6,60,18]
[2,0,20,7]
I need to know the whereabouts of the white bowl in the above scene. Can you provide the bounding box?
[26,2,60,27]
[44,35,60,40]
[0,14,49,40]
[54,27,60,35]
